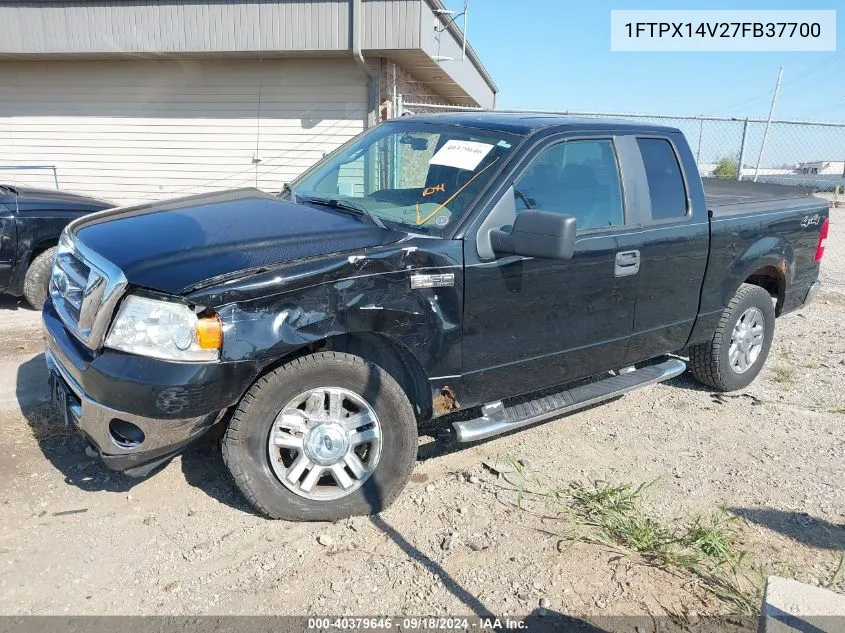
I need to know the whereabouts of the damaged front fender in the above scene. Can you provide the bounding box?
[186,237,465,416]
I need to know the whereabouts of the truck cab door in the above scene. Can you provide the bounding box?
[460,135,644,407]
[0,203,16,293]
[623,135,710,364]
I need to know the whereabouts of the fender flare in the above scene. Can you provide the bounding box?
[721,235,793,310]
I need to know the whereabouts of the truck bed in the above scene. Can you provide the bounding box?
[702,177,824,217]
[698,176,827,325]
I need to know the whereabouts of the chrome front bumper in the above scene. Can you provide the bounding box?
[45,348,220,470]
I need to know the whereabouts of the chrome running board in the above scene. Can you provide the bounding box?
[453,359,686,443]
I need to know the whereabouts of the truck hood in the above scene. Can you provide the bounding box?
[71,188,404,295]
[8,185,112,214]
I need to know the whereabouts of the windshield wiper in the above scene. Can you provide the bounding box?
[299,195,387,230]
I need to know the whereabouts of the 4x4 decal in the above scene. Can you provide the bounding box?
[801,214,821,228]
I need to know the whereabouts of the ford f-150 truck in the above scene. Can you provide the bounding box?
[1,184,111,308]
[43,114,828,521]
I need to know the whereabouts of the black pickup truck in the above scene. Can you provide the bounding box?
[43,114,828,521]
[1,184,112,308]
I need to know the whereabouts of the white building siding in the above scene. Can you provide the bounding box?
[0,58,367,204]
[0,1,497,109]
[0,1,350,54]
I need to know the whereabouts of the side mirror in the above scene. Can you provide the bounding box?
[491,210,576,260]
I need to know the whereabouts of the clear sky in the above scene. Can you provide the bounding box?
[441,0,844,122]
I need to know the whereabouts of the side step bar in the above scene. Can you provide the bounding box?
[453,359,686,443]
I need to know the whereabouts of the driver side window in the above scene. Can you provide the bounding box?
[514,139,625,231]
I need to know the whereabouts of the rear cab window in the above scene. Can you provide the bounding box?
[636,138,688,221]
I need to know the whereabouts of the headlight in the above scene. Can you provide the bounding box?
[49,231,80,300]
[105,295,222,362]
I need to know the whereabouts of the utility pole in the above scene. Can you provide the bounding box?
[753,66,783,183]
[462,0,468,61]
[737,118,749,181]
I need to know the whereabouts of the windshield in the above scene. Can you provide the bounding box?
[290,121,522,235]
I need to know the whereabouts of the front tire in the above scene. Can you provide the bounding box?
[222,352,417,521]
[689,283,775,391]
[23,247,56,310]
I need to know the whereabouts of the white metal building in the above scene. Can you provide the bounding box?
[796,161,845,176]
[0,0,496,205]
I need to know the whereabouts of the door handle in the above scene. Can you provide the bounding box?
[614,250,640,277]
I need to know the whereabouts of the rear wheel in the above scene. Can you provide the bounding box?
[23,247,56,310]
[222,352,417,521]
[689,283,775,391]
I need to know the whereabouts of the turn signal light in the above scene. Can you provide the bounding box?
[196,314,223,350]
[814,218,829,262]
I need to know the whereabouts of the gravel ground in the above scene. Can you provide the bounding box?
[0,211,843,622]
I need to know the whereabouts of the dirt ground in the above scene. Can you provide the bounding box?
[0,213,843,624]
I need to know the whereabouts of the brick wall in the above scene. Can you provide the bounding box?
[373,59,458,189]
[377,58,452,121]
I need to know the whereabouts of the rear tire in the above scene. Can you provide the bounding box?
[689,283,775,391]
[222,351,417,521]
[23,247,56,310]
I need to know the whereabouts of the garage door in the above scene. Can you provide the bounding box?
[0,58,367,205]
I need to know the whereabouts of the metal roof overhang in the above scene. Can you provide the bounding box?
[0,0,497,108]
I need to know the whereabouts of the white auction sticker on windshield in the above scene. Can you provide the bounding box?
[429,140,494,171]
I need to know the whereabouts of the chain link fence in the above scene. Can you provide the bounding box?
[403,102,845,285]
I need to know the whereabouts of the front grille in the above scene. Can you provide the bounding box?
[49,233,126,348]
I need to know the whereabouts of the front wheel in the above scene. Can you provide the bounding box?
[689,283,776,391]
[222,351,417,521]
[23,247,56,310]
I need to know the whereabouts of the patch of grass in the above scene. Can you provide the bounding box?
[826,553,845,589]
[569,479,650,518]
[683,511,741,561]
[807,395,845,415]
[503,454,543,508]
[568,480,690,564]
[769,366,797,384]
[514,475,761,616]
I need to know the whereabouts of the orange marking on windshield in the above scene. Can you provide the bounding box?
[415,158,499,226]
[423,183,446,197]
